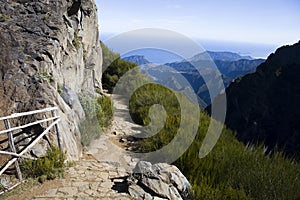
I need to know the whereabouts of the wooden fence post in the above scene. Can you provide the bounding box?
[51,110,63,151]
[3,119,22,181]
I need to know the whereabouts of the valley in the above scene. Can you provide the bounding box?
[124,51,265,107]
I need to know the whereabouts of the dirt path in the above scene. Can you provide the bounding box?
[6,95,142,200]
[88,94,142,171]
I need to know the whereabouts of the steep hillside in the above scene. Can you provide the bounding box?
[128,83,300,200]
[211,41,300,158]
[213,59,265,78]
[0,0,102,160]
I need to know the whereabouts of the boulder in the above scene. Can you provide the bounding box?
[127,161,192,200]
[128,184,153,200]
[60,85,85,121]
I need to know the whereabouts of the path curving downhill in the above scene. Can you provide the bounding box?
[7,94,143,200]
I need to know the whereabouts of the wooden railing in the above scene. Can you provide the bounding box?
[0,107,62,194]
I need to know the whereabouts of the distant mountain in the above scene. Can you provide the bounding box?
[213,59,265,79]
[139,51,264,106]
[190,51,253,62]
[122,55,150,65]
[209,41,300,158]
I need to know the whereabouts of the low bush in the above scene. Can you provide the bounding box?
[72,30,80,50]
[78,93,113,146]
[21,145,65,183]
[97,95,114,127]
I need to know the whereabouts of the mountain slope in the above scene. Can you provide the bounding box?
[212,59,265,78]
[211,41,300,158]
[123,55,150,65]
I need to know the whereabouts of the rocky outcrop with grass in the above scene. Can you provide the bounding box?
[0,0,102,160]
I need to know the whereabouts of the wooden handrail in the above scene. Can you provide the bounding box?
[0,107,62,193]
[18,118,61,157]
[0,116,60,135]
[0,118,61,176]
[0,107,58,121]
[0,151,36,159]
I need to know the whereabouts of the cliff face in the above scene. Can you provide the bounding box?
[0,0,102,160]
[211,41,300,158]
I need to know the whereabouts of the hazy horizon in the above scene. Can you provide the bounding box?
[100,32,280,63]
[96,0,300,47]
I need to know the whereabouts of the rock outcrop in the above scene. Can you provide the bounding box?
[127,161,193,200]
[0,0,102,160]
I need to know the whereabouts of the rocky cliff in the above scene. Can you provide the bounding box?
[0,0,102,160]
[210,41,300,158]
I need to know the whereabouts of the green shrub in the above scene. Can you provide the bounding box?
[97,95,114,127]
[78,93,101,119]
[102,57,139,93]
[100,41,120,70]
[43,12,50,20]
[78,93,114,146]
[100,41,148,94]
[79,117,102,147]
[78,93,101,146]
[57,83,63,94]
[39,73,51,83]
[0,14,10,21]
[72,30,80,50]
[21,145,66,183]
[129,83,182,153]
[95,88,102,95]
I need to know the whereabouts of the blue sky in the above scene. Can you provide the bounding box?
[96,0,300,58]
[96,0,300,46]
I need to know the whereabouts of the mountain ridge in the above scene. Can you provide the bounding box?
[133,51,264,106]
[209,41,300,158]
[190,51,254,62]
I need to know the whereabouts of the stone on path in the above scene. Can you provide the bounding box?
[127,161,193,200]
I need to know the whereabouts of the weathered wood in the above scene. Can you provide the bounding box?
[0,107,58,121]
[0,107,61,192]
[51,110,63,151]
[0,181,23,195]
[4,119,22,181]
[43,114,49,128]
[0,158,18,176]
[0,119,60,176]
[0,151,36,159]
[18,119,60,157]
[0,116,59,135]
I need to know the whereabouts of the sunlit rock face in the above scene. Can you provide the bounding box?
[0,0,102,161]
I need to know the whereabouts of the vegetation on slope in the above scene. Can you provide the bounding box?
[213,42,300,159]
[79,94,113,146]
[100,41,300,199]
[129,83,182,153]
[101,41,148,94]
[129,84,300,199]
